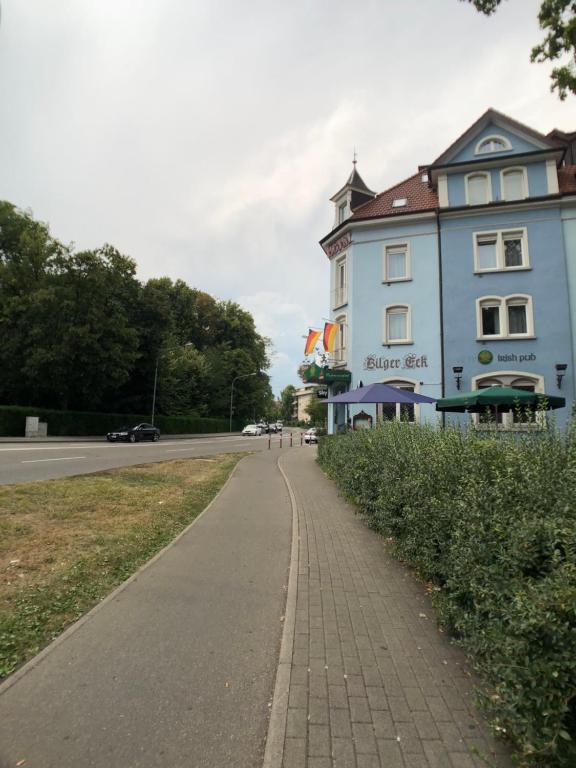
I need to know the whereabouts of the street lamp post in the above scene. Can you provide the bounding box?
[151,342,193,426]
[229,372,257,432]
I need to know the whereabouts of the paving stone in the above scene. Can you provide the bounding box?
[309,696,329,725]
[288,684,308,710]
[352,722,378,754]
[309,724,331,757]
[332,738,357,767]
[283,737,306,768]
[412,710,440,741]
[372,710,396,740]
[349,696,372,724]
[329,684,348,709]
[395,722,425,754]
[366,686,388,711]
[356,755,382,768]
[376,739,405,767]
[308,759,332,768]
[286,707,308,738]
[345,675,367,698]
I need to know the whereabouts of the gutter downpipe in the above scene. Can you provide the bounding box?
[436,209,446,429]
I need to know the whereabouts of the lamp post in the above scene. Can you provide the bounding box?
[151,342,193,425]
[230,372,257,432]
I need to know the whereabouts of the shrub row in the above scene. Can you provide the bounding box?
[0,405,237,437]
[318,422,576,767]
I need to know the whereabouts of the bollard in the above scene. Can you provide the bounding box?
[268,435,271,450]
[300,432,303,446]
[280,434,283,448]
[290,432,293,447]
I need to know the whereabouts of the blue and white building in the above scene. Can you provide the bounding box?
[320,110,576,433]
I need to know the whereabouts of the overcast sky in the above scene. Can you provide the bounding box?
[0,0,574,397]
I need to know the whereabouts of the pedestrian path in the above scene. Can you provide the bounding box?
[269,447,513,768]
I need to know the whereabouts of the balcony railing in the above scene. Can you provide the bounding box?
[332,287,348,309]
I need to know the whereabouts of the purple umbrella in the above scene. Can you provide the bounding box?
[327,382,436,405]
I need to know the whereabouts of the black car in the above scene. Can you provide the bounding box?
[106,423,161,443]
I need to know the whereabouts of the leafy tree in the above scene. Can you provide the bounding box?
[305,395,328,428]
[280,384,297,422]
[463,0,576,99]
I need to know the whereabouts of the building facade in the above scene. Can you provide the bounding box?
[320,110,576,433]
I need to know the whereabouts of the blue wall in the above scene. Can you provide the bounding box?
[451,124,542,163]
[328,217,442,430]
[440,205,573,426]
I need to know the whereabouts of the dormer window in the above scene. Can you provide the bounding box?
[501,167,528,201]
[465,172,491,205]
[475,135,512,155]
[338,201,347,223]
[392,198,407,208]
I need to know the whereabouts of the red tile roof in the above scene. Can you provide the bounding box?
[350,171,438,220]
[559,165,576,194]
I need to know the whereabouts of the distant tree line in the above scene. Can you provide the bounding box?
[0,201,273,421]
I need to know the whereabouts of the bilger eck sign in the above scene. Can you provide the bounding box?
[363,353,429,371]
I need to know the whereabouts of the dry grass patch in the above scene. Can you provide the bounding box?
[0,454,244,679]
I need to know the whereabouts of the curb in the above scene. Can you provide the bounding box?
[262,454,300,768]
[0,454,247,696]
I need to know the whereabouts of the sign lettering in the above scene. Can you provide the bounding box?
[324,231,352,257]
[363,353,429,371]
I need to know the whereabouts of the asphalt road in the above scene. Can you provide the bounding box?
[0,433,299,485]
[0,450,292,768]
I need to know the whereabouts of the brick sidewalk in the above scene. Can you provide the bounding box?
[275,447,513,768]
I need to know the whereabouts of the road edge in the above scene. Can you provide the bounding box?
[0,453,247,696]
[262,454,300,768]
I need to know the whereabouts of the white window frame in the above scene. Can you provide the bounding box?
[376,377,421,423]
[471,372,545,430]
[383,304,412,345]
[333,314,347,365]
[383,242,411,283]
[465,172,492,205]
[333,255,348,309]
[500,166,528,201]
[473,228,529,273]
[474,134,512,155]
[338,201,347,223]
[476,294,534,340]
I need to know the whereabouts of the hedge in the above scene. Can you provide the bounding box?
[317,421,576,767]
[0,405,237,437]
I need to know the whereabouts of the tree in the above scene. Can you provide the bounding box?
[463,0,576,99]
[280,385,297,422]
[305,396,327,428]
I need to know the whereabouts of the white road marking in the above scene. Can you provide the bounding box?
[21,456,86,464]
[0,436,261,453]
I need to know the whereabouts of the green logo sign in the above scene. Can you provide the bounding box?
[478,350,493,365]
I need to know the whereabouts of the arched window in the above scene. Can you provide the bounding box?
[472,372,544,428]
[465,172,491,205]
[377,378,419,423]
[334,314,347,364]
[501,167,528,201]
[475,135,512,155]
[383,305,411,344]
[476,295,534,339]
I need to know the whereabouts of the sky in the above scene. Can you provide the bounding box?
[0,0,574,397]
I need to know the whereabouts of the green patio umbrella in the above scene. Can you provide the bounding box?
[436,386,565,413]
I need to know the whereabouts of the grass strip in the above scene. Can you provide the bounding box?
[0,453,244,679]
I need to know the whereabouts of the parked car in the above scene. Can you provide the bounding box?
[257,422,269,433]
[304,428,318,444]
[268,423,278,434]
[276,421,283,431]
[242,424,262,436]
[106,423,160,443]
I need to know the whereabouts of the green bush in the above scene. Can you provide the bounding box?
[318,421,576,767]
[0,405,237,436]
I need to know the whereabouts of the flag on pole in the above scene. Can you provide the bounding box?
[323,322,338,352]
[304,329,321,355]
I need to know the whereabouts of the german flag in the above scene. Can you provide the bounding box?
[323,322,338,352]
[304,329,321,355]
